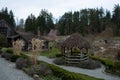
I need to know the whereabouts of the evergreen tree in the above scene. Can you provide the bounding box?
[36,9,54,35]
[0,7,16,27]
[64,12,73,35]
[9,10,16,27]
[101,10,111,31]
[25,14,37,33]
[57,15,66,35]
[112,4,120,36]
[73,11,80,33]
[79,9,89,35]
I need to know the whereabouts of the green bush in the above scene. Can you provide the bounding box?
[42,75,61,80]
[1,48,13,53]
[4,53,12,60]
[0,48,3,54]
[0,47,2,50]
[90,56,120,69]
[53,57,65,65]
[6,48,13,54]
[20,53,29,59]
[10,55,20,62]
[26,63,52,76]
[56,54,63,57]
[91,56,120,76]
[114,61,120,70]
[90,56,113,67]
[42,62,103,80]
[0,51,2,54]
[1,48,8,52]
[78,60,101,69]
[1,52,6,58]
[16,58,27,69]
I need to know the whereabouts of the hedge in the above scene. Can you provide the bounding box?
[90,56,120,69]
[39,61,103,80]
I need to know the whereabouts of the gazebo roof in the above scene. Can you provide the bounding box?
[61,33,90,49]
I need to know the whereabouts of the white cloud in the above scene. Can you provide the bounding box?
[0,0,120,20]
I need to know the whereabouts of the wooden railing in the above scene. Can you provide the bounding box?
[64,54,89,64]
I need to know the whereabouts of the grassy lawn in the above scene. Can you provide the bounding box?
[40,47,61,58]
[21,47,61,58]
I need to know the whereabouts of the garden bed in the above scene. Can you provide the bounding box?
[0,47,103,80]
[0,48,61,80]
[53,57,101,69]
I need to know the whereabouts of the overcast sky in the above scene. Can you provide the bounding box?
[0,0,120,20]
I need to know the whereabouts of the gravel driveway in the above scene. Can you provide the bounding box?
[0,57,33,80]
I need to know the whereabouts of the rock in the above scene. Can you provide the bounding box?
[33,74,39,80]
[33,74,40,80]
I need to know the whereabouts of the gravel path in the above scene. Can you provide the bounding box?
[0,57,33,80]
[38,56,120,80]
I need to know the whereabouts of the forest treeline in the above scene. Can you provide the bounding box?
[0,4,120,36]
[0,7,15,27]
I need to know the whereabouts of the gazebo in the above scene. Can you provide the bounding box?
[61,33,90,64]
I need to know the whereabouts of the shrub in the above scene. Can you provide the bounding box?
[114,61,120,70]
[47,63,102,80]
[0,47,2,50]
[38,63,52,76]
[6,49,13,54]
[42,75,61,80]
[26,67,38,76]
[91,56,120,76]
[0,50,2,54]
[0,48,13,55]
[10,55,20,62]
[16,58,27,69]
[1,48,8,53]
[53,57,65,65]
[78,60,101,69]
[20,53,29,59]
[56,54,63,57]
[90,56,114,67]
[1,52,6,58]
[4,53,12,60]
[27,63,52,76]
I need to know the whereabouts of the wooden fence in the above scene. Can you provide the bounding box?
[64,54,89,64]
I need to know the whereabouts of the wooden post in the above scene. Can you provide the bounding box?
[81,49,83,58]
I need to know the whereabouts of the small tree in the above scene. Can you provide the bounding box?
[31,38,44,64]
[12,39,24,55]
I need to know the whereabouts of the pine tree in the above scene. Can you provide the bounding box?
[0,7,16,28]
[112,4,120,36]
[25,14,37,33]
